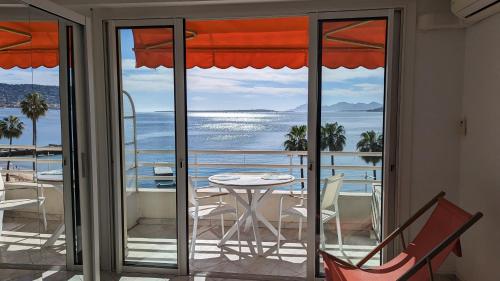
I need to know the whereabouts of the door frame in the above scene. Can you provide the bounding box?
[58,20,80,270]
[307,9,401,278]
[101,7,405,281]
[0,1,92,273]
[106,18,188,275]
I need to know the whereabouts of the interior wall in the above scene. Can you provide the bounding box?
[408,0,465,273]
[411,5,464,200]
[456,13,500,281]
[411,29,464,213]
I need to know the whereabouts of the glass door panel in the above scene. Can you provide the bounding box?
[315,16,389,273]
[115,25,178,267]
[0,3,42,265]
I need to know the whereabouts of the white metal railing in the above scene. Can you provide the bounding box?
[0,145,63,176]
[133,149,382,187]
[0,145,383,188]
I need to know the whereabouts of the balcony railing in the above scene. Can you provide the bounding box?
[0,145,62,176]
[1,144,382,192]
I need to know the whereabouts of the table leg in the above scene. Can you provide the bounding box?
[43,224,65,247]
[247,190,264,255]
[217,186,286,255]
[218,188,251,247]
[244,191,253,232]
[256,212,285,240]
[252,189,285,240]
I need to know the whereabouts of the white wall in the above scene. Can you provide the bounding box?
[409,27,465,273]
[406,0,466,273]
[411,28,464,214]
[456,13,500,281]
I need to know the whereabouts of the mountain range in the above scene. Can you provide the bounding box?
[292,102,383,112]
[0,83,60,109]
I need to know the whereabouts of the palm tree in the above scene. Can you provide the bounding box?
[20,92,48,171]
[284,125,307,189]
[320,122,346,176]
[0,116,24,181]
[356,130,383,180]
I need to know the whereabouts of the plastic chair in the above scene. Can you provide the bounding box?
[0,172,47,236]
[278,174,344,253]
[188,176,240,259]
[320,192,483,281]
[371,183,382,242]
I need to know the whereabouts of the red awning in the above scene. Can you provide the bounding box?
[133,17,386,69]
[0,22,59,69]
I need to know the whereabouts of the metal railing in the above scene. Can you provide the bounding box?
[134,149,382,190]
[0,145,62,176]
[0,145,383,190]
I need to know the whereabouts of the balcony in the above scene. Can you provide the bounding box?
[0,145,381,275]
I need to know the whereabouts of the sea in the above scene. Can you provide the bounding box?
[0,108,383,192]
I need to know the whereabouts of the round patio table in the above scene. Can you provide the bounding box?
[208,173,295,255]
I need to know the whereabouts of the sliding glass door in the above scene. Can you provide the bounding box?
[108,19,187,273]
[308,10,400,278]
[0,2,85,270]
[105,11,399,279]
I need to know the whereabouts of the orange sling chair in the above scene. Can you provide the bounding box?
[320,192,482,281]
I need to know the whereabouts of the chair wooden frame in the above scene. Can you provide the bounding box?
[319,191,483,281]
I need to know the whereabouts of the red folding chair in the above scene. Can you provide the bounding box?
[320,192,482,281]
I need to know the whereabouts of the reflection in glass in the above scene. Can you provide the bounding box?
[0,3,67,266]
[65,25,83,265]
[318,18,387,270]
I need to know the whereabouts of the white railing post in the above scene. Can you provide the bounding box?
[365,171,368,192]
[194,153,198,188]
[289,153,293,194]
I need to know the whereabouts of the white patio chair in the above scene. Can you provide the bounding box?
[371,183,382,242]
[277,174,344,253]
[0,172,47,236]
[188,177,240,259]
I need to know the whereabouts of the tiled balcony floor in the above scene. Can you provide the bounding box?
[0,220,462,281]
[126,221,380,278]
[0,216,66,266]
[0,218,378,278]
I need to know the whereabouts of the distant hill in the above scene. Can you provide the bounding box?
[367,107,384,112]
[0,83,60,109]
[158,109,277,113]
[292,102,383,112]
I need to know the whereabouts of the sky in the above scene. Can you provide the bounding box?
[0,29,385,112]
[0,67,59,85]
[119,29,385,112]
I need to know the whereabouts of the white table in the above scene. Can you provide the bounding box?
[208,173,295,255]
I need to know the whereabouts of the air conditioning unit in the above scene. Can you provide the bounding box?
[452,0,500,22]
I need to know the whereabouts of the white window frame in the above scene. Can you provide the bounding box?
[307,9,402,278]
[21,1,100,279]
[71,0,416,280]
[106,18,188,275]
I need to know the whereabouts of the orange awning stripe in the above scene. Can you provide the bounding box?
[0,22,59,69]
[133,17,387,69]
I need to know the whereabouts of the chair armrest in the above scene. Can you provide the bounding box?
[196,192,229,200]
[356,191,446,267]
